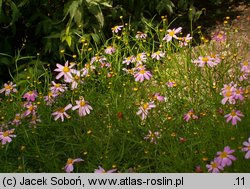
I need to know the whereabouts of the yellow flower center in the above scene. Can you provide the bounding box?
[63,66,70,73]
[225,91,232,97]
[143,103,149,110]
[220,152,228,158]
[15,115,21,120]
[156,51,160,55]
[67,158,73,165]
[243,61,248,66]
[5,85,12,90]
[28,106,34,111]
[139,70,146,74]
[202,57,209,62]
[80,101,86,106]
[211,162,218,168]
[28,91,34,95]
[169,30,175,36]
[248,146,250,150]
[58,108,65,113]
[3,131,9,137]
[55,84,61,88]
[74,75,79,80]
[231,111,236,116]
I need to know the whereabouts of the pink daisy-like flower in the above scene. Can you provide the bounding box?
[122,56,136,65]
[0,82,18,96]
[136,102,156,120]
[94,166,117,173]
[44,91,57,106]
[234,87,244,101]
[151,51,165,60]
[23,90,38,102]
[242,137,250,159]
[72,97,93,117]
[224,110,244,125]
[166,80,176,87]
[206,158,224,173]
[135,52,147,65]
[193,56,218,67]
[153,93,165,102]
[90,56,106,64]
[183,109,198,122]
[65,158,84,173]
[216,146,236,167]
[81,63,96,76]
[23,102,37,117]
[163,27,182,42]
[0,129,16,145]
[135,31,147,39]
[134,69,152,82]
[144,130,161,144]
[54,61,75,83]
[240,61,250,73]
[50,81,67,94]
[212,31,226,42]
[111,25,123,33]
[11,113,22,126]
[179,33,192,47]
[71,70,82,90]
[104,46,116,55]
[52,104,72,122]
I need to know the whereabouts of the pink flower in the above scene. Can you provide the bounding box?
[90,56,106,64]
[234,87,244,101]
[216,146,236,167]
[135,52,147,64]
[94,166,116,173]
[0,129,16,145]
[134,69,152,82]
[240,61,250,73]
[23,91,38,102]
[50,81,67,94]
[70,70,82,90]
[179,34,192,47]
[183,109,198,122]
[81,63,96,76]
[44,92,57,105]
[23,102,37,117]
[151,51,165,60]
[144,130,161,144]
[111,25,123,33]
[11,113,22,126]
[242,137,250,159]
[166,80,176,87]
[52,104,72,122]
[72,97,93,117]
[193,56,218,67]
[104,46,116,55]
[65,158,84,173]
[153,93,165,102]
[135,31,147,39]
[206,158,224,173]
[136,102,156,120]
[220,82,237,104]
[163,27,182,42]
[224,110,244,125]
[54,61,75,82]
[122,56,136,65]
[0,82,17,96]
[212,31,226,42]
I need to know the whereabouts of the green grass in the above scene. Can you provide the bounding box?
[0,18,250,173]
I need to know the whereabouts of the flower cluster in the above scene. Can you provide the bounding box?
[206,146,236,173]
[221,82,244,105]
[239,61,250,81]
